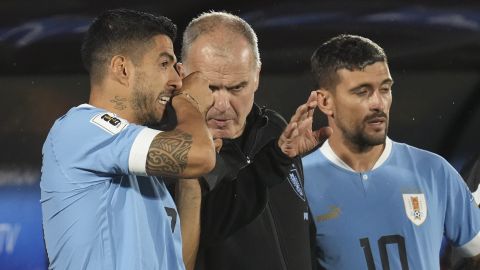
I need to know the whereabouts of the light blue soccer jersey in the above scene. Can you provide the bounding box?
[303,138,480,270]
[41,104,185,270]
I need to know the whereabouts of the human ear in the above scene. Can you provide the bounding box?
[110,55,131,86]
[316,89,334,117]
[253,67,261,93]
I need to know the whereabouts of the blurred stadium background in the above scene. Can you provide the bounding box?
[1,0,479,269]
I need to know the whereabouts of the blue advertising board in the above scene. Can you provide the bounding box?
[0,183,47,270]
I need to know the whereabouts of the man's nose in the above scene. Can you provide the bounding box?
[212,90,230,113]
[370,90,385,111]
[168,67,182,90]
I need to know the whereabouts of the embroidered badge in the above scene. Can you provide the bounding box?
[403,193,427,226]
[287,166,306,201]
[90,113,128,135]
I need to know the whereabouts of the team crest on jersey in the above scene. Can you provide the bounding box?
[90,113,128,135]
[402,193,427,226]
[287,166,305,201]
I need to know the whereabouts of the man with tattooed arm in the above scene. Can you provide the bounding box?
[40,9,215,270]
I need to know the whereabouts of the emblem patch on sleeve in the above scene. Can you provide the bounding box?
[90,113,128,135]
[287,166,306,201]
[403,193,427,226]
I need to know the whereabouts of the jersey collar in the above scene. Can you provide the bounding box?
[320,137,392,172]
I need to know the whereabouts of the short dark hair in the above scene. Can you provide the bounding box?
[81,8,177,82]
[311,34,387,89]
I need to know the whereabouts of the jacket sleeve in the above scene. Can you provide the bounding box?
[200,139,295,244]
[254,109,297,187]
[250,138,295,187]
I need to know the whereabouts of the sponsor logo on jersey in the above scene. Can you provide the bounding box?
[402,193,427,226]
[287,166,306,201]
[315,206,341,222]
[90,113,128,135]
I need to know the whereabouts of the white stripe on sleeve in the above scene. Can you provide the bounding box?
[458,231,480,257]
[128,128,161,175]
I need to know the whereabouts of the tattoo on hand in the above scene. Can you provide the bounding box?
[147,130,192,176]
[110,96,127,110]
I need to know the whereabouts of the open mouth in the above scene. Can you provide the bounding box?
[158,96,171,105]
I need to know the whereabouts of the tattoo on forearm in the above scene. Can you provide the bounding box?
[110,96,127,110]
[147,130,192,176]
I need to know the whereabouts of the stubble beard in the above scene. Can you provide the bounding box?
[337,115,389,151]
[131,73,159,126]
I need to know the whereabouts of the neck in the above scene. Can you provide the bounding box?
[328,134,386,172]
[89,84,137,124]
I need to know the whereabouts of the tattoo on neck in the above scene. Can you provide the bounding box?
[111,96,127,110]
[146,130,192,176]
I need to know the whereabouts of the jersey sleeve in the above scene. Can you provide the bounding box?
[443,158,480,257]
[45,109,161,189]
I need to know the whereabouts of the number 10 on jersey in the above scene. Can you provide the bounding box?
[360,235,409,270]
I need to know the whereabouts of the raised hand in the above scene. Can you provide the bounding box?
[177,71,214,116]
[278,91,332,158]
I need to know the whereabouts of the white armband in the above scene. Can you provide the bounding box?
[457,231,480,257]
[128,128,161,175]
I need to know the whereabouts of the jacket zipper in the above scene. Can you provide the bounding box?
[232,107,288,268]
[246,110,288,268]
[229,141,251,169]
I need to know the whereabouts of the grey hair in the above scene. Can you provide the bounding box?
[182,11,261,68]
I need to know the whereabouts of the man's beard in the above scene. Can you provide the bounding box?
[337,112,388,150]
[131,73,158,125]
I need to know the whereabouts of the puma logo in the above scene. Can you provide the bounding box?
[316,206,341,222]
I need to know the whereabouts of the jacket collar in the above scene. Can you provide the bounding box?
[223,103,269,155]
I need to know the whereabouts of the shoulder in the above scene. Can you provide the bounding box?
[47,104,147,154]
[263,108,288,128]
[54,105,132,137]
[263,108,287,126]
[392,141,449,167]
[245,104,287,142]
[391,141,460,184]
[302,148,323,169]
[255,106,288,138]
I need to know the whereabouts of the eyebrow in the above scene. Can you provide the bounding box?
[225,81,248,90]
[158,52,176,63]
[350,78,394,91]
[382,78,394,85]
